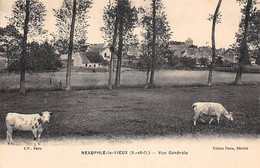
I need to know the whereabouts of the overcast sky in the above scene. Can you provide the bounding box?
[0,0,258,49]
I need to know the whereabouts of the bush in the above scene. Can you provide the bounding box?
[7,42,62,72]
[179,57,196,69]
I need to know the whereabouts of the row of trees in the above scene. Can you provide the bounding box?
[101,0,172,88]
[0,0,259,92]
[0,0,93,92]
[101,0,138,89]
[208,0,259,86]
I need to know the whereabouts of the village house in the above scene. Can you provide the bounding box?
[169,41,188,57]
[219,49,237,66]
[60,43,110,69]
[170,38,212,60]
[87,43,111,62]
[168,37,238,67]
[122,45,142,67]
[60,52,107,68]
[169,37,199,58]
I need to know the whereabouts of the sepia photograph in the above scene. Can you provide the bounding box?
[0,0,259,167]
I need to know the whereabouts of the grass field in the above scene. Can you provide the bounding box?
[0,85,259,144]
[0,70,260,92]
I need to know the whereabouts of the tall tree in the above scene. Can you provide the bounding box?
[150,0,156,85]
[207,0,222,87]
[101,0,138,88]
[53,0,92,54]
[249,9,260,64]
[20,0,30,93]
[139,0,172,87]
[7,0,47,92]
[54,0,92,91]
[65,0,77,91]
[139,36,151,88]
[234,0,253,84]
[102,2,119,89]
[115,0,138,88]
[233,1,259,64]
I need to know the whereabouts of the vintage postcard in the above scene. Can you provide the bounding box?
[0,0,259,167]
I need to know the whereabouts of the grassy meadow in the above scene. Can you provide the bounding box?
[0,70,260,92]
[0,69,259,144]
[0,85,259,143]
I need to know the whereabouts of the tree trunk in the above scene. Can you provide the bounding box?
[234,63,243,84]
[108,14,118,89]
[150,0,156,85]
[19,0,30,93]
[145,67,150,89]
[207,0,222,87]
[207,67,213,87]
[115,2,124,88]
[234,0,252,85]
[65,0,77,91]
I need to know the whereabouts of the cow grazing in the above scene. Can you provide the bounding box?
[6,111,53,145]
[192,102,233,126]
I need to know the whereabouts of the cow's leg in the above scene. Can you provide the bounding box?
[209,118,214,124]
[6,126,14,145]
[37,132,41,145]
[199,117,206,123]
[217,115,221,124]
[32,129,38,146]
[193,115,200,126]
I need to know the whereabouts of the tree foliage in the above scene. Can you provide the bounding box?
[139,0,172,71]
[233,0,254,84]
[7,0,47,39]
[7,42,62,71]
[53,0,93,54]
[233,0,258,64]
[101,0,138,87]
[100,0,139,55]
[100,2,117,45]
[0,25,23,67]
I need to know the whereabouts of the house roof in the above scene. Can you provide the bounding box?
[90,43,106,48]
[198,46,211,53]
[87,43,108,53]
[88,47,106,53]
[60,52,105,64]
[169,41,185,45]
[186,48,196,55]
[79,52,90,64]
[169,44,187,52]
[81,52,104,63]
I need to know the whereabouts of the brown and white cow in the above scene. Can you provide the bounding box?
[6,111,53,145]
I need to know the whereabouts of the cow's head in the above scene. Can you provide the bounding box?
[224,112,233,121]
[39,111,53,123]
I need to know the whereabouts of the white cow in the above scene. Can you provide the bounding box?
[6,111,53,145]
[192,102,233,126]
